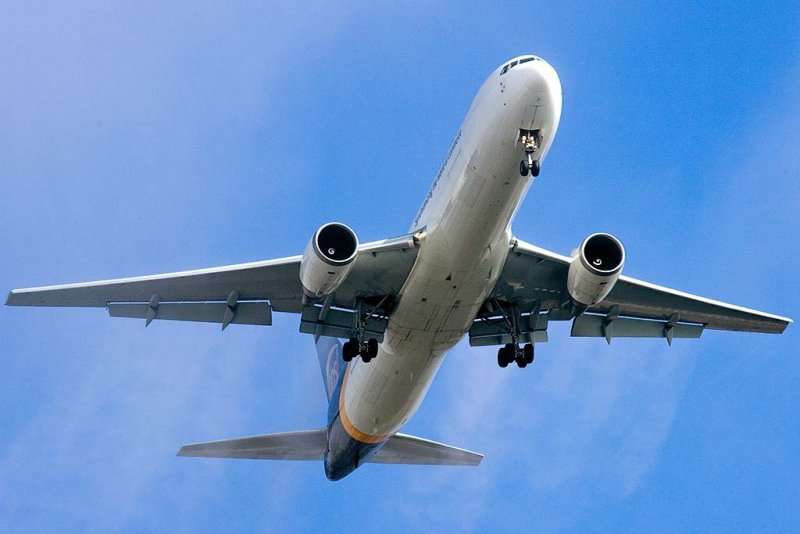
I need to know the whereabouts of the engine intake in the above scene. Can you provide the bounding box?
[567,233,625,310]
[299,222,359,300]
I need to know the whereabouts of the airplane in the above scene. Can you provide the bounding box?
[6,55,792,481]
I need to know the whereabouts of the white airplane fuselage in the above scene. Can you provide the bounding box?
[326,56,563,479]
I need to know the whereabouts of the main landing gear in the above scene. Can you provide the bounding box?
[342,298,381,363]
[343,337,378,363]
[497,342,534,368]
[489,299,538,369]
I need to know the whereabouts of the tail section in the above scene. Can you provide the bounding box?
[180,335,482,476]
[178,429,482,467]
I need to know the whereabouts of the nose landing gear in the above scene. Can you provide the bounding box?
[518,129,541,177]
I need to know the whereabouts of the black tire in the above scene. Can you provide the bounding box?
[361,353,372,363]
[524,343,534,364]
[516,356,527,368]
[531,160,540,177]
[368,338,379,358]
[498,348,509,368]
[519,160,529,177]
[504,343,518,367]
[342,341,354,362]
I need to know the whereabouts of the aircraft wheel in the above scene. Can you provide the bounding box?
[519,160,530,177]
[523,343,534,364]
[342,340,355,362]
[503,343,518,367]
[361,352,372,363]
[367,338,379,358]
[497,348,509,368]
[531,160,540,177]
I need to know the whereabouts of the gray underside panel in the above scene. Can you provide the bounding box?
[108,301,273,326]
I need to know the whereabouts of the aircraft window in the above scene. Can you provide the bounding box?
[502,58,538,76]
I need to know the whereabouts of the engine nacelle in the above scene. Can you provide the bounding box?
[567,233,625,310]
[299,222,359,300]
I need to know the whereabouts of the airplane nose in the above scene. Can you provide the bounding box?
[522,60,560,94]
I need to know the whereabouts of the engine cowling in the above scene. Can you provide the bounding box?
[299,222,359,300]
[567,233,625,311]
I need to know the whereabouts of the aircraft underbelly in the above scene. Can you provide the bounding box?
[343,161,522,439]
[340,67,559,440]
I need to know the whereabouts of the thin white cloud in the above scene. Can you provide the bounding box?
[0,325,259,531]
[393,335,693,532]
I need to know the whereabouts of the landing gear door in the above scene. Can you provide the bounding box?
[521,105,538,131]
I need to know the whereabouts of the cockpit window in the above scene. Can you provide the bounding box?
[500,56,539,76]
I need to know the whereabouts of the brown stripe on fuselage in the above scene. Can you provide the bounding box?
[337,363,390,444]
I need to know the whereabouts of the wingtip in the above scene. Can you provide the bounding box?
[5,290,17,306]
[779,317,793,333]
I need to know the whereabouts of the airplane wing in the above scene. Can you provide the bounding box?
[470,237,791,346]
[6,233,419,333]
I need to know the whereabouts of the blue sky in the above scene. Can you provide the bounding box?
[1,2,798,532]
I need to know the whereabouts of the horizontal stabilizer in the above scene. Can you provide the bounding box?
[177,430,327,461]
[369,433,483,466]
[178,430,483,467]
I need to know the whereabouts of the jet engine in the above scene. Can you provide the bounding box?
[566,233,625,311]
[299,222,359,300]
